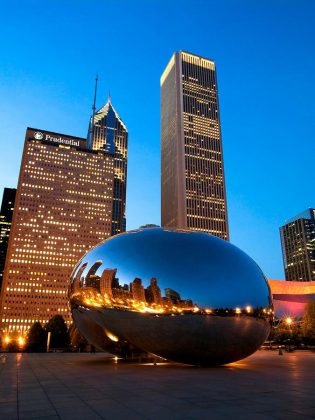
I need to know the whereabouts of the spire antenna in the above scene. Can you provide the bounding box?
[90,74,98,146]
[108,89,111,104]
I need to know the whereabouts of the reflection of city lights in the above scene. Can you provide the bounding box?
[18,336,25,346]
[74,277,272,321]
[105,330,119,342]
[285,317,293,325]
[75,275,200,316]
[4,336,10,344]
[76,286,274,321]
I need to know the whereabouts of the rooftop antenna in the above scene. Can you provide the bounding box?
[90,74,98,146]
[108,89,111,104]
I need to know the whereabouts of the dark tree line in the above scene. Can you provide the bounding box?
[26,315,70,352]
[24,315,89,352]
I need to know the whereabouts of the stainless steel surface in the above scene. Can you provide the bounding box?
[69,227,273,365]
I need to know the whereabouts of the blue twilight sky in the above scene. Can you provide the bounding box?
[0,0,314,280]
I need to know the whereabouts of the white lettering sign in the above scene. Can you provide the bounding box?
[44,134,80,147]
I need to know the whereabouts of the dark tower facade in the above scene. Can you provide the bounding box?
[0,188,16,290]
[87,98,128,236]
[280,208,315,281]
[161,51,229,239]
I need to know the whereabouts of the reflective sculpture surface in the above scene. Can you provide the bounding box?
[69,227,273,365]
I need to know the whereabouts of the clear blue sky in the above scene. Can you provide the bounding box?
[0,0,314,280]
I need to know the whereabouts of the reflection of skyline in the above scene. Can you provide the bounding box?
[71,264,196,313]
[70,244,273,318]
[70,227,273,310]
[70,257,273,320]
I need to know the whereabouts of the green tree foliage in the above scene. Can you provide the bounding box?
[272,319,301,344]
[301,301,315,343]
[26,322,47,352]
[45,315,70,349]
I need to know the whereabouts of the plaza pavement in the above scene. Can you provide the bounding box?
[0,350,314,420]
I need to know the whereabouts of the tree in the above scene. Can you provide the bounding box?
[68,323,88,352]
[301,301,315,343]
[272,318,301,344]
[26,322,47,352]
[45,315,70,350]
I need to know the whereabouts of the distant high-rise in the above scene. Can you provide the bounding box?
[161,51,229,239]
[0,128,114,334]
[130,278,145,302]
[87,97,128,236]
[145,278,162,305]
[0,188,16,290]
[280,208,315,281]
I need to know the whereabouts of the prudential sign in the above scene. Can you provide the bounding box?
[32,131,80,147]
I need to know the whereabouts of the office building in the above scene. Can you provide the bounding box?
[0,188,16,290]
[87,97,128,236]
[161,51,229,240]
[280,208,315,281]
[161,51,229,239]
[0,128,114,334]
[130,278,145,302]
[145,278,162,305]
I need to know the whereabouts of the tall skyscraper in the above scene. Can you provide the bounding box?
[0,188,16,290]
[87,97,128,236]
[280,208,315,282]
[0,128,114,334]
[161,51,229,239]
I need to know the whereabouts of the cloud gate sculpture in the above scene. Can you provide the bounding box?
[68,228,273,365]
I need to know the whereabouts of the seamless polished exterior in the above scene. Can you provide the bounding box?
[69,228,273,365]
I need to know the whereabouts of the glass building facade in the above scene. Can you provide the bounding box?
[161,51,229,239]
[0,188,16,291]
[87,99,128,236]
[280,208,315,281]
[0,128,114,334]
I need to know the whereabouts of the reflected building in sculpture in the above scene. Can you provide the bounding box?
[130,278,146,303]
[161,51,229,239]
[0,128,114,334]
[145,278,162,305]
[280,208,315,281]
[87,97,128,236]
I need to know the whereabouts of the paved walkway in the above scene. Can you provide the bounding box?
[0,351,314,419]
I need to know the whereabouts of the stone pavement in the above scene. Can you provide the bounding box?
[0,350,314,419]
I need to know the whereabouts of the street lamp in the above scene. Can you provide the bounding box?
[285,317,293,325]
[18,336,25,347]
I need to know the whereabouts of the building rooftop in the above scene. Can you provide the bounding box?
[284,208,315,225]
